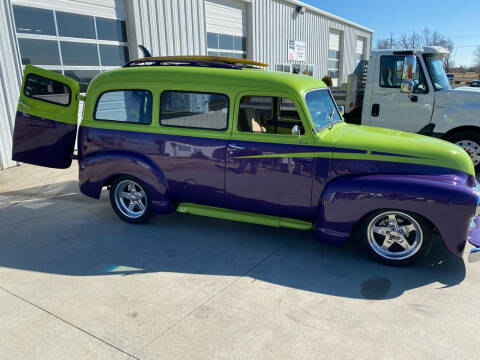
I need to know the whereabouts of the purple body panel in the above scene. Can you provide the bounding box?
[468,216,480,248]
[77,125,479,257]
[316,174,478,255]
[225,141,324,220]
[78,126,227,212]
[12,112,76,169]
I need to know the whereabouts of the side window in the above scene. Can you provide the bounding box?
[379,56,428,94]
[238,96,304,134]
[24,73,71,106]
[160,91,229,130]
[95,90,152,124]
[379,56,404,87]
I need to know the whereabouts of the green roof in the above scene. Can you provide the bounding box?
[91,66,326,94]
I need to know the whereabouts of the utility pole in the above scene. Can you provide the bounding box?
[389,33,395,49]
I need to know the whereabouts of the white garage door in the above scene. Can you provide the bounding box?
[206,0,247,58]
[206,0,246,36]
[328,31,341,86]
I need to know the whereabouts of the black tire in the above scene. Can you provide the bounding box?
[447,131,480,171]
[109,176,152,224]
[359,210,432,266]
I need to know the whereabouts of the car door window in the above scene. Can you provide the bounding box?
[238,95,304,135]
[379,56,428,94]
[24,73,71,106]
[160,91,229,130]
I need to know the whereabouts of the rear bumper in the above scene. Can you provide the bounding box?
[467,216,480,263]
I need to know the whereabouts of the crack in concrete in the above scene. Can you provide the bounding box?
[0,285,141,360]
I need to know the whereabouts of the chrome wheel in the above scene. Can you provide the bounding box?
[114,180,147,219]
[367,211,423,261]
[455,140,480,166]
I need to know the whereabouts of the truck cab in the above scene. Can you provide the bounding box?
[334,46,480,169]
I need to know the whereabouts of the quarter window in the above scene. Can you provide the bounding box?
[160,91,229,130]
[95,90,152,124]
[24,73,71,106]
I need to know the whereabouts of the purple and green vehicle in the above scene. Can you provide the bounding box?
[11,58,480,266]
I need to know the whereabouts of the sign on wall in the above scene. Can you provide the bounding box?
[288,40,305,61]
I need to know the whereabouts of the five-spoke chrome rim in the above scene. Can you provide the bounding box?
[114,180,147,219]
[367,211,423,260]
[456,140,480,166]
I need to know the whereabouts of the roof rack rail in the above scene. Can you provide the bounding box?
[123,56,268,69]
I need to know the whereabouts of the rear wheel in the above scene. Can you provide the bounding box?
[109,176,152,223]
[448,131,480,170]
[360,210,432,266]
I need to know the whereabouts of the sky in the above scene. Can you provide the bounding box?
[303,0,480,67]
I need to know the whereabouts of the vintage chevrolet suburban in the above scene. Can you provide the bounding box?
[11,57,480,266]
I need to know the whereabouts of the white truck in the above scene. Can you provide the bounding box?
[332,46,480,169]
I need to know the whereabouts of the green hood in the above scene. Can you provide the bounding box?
[330,123,474,176]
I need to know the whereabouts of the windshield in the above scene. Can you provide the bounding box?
[424,57,450,91]
[305,89,342,131]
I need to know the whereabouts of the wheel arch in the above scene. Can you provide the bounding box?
[314,174,475,256]
[79,150,174,214]
[441,125,480,141]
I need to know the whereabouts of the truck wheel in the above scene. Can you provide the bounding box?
[109,176,152,223]
[359,210,432,266]
[448,132,480,170]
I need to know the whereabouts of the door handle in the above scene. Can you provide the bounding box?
[229,145,245,150]
[410,95,418,103]
[371,103,380,117]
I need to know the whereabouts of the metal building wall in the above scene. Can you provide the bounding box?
[248,0,372,80]
[126,0,207,59]
[0,0,22,170]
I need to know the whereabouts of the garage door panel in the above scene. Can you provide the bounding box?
[206,0,246,37]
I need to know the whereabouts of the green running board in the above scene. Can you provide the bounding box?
[176,202,313,231]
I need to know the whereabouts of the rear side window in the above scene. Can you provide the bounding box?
[160,91,229,130]
[24,73,71,106]
[95,90,152,124]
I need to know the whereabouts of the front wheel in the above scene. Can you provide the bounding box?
[109,176,152,223]
[359,210,432,266]
[448,131,480,170]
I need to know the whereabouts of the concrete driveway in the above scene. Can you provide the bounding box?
[0,163,479,359]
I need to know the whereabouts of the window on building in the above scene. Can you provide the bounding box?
[24,73,71,106]
[207,32,246,58]
[356,38,365,66]
[328,30,341,86]
[13,5,129,93]
[160,91,229,130]
[275,64,313,76]
[95,90,152,124]
[379,56,428,94]
[238,96,304,134]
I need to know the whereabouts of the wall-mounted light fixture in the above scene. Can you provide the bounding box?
[296,5,305,14]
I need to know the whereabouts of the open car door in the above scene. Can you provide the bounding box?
[12,65,80,168]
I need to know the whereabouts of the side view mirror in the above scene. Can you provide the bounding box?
[292,124,302,143]
[337,105,345,116]
[400,55,416,93]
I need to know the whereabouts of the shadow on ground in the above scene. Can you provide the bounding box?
[0,181,466,300]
